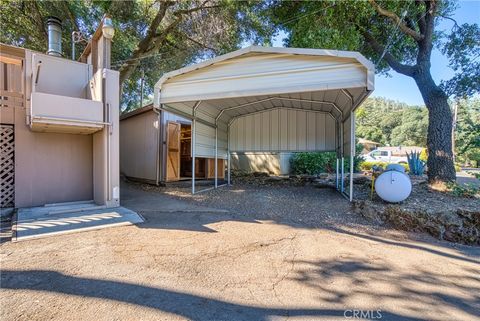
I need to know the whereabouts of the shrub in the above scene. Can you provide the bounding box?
[468,171,480,179]
[455,164,462,172]
[446,182,480,198]
[419,148,428,162]
[290,152,336,175]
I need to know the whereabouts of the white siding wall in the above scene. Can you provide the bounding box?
[162,111,227,159]
[230,109,336,152]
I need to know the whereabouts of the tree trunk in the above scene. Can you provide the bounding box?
[413,66,456,183]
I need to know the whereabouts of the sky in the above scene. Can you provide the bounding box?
[271,0,480,106]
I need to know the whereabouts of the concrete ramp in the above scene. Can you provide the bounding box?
[14,203,143,242]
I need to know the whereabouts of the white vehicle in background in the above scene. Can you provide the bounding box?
[363,149,409,164]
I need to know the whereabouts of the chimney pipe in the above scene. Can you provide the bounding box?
[46,16,62,57]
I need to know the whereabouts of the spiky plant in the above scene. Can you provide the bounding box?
[407,151,426,176]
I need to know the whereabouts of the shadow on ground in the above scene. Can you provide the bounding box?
[1,269,431,321]
[289,257,480,319]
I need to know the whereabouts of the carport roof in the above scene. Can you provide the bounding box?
[154,46,374,127]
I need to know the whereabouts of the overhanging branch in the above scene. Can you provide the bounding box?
[369,0,424,42]
[363,31,415,76]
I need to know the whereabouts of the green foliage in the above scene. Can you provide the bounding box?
[290,152,336,175]
[355,97,427,147]
[441,23,480,98]
[446,182,480,198]
[406,151,425,176]
[455,97,480,167]
[468,171,480,180]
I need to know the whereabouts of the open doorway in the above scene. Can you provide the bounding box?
[165,120,226,182]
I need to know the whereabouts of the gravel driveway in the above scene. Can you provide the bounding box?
[1,182,479,321]
[137,180,374,230]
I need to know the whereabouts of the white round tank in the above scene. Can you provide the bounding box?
[386,163,406,173]
[375,170,412,203]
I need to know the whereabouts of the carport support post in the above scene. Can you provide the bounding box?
[192,117,196,194]
[340,120,345,193]
[349,112,355,202]
[215,125,218,188]
[336,158,339,190]
[227,125,231,185]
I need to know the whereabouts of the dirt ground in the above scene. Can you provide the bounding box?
[1,182,479,321]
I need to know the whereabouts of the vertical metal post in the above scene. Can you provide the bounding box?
[340,119,344,193]
[192,118,196,194]
[71,32,75,61]
[336,158,339,190]
[215,125,218,188]
[341,157,344,192]
[349,112,355,202]
[227,124,231,185]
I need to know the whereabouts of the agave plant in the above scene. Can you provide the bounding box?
[406,151,426,176]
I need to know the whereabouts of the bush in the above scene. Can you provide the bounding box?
[420,148,428,162]
[446,182,480,198]
[290,152,336,175]
[455,164,462,172]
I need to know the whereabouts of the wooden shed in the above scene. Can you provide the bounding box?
[120,104,224,184]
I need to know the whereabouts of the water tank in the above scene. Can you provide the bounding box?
[375,170,412,203]
[386,163,406,173]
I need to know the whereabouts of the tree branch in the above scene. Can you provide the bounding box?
[362,31,415,76]
[173,1,220,16]
[369,0,424,42]
[184,35,218,53]
[439,15,459,29]
[417,0,436,63]
[119,1,174,84]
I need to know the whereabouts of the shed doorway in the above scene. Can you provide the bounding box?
[165,121,224,182]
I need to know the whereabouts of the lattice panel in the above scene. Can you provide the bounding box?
[1,125,14,207]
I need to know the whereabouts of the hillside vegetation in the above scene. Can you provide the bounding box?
[357,97,480,166]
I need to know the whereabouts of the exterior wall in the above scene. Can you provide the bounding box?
[231,152,293,175]
[230,109,336,152]
[14,103,93,208]
[229,109,336,175]
[120,109,159,182]
[12,49,96,208]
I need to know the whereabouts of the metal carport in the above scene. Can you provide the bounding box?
[154,46,374,200]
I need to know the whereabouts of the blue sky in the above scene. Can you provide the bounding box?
[271,1,480,106]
